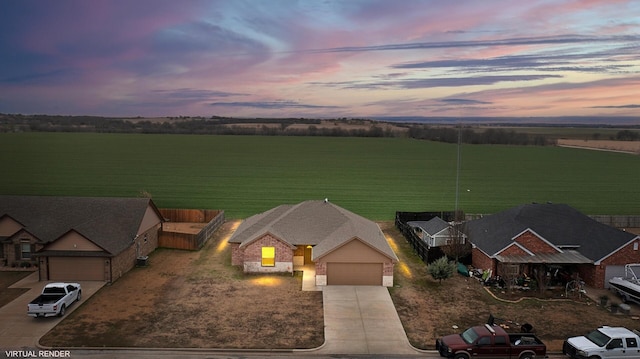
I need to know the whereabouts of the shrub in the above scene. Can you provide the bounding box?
[428,256,456,283]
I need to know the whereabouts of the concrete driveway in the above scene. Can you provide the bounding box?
[0,271,106,348]
[314,286,421,355]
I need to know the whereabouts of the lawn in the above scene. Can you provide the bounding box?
[0,271,33,308]
[1,133,638,219]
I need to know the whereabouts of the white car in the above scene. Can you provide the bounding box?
[27,282,82,318]
[563,326,640,359]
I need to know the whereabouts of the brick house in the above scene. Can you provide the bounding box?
[229,199,398,286]
[0,196,163,282]
[464,203,640,289]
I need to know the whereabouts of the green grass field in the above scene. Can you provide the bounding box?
[1,132,638,219]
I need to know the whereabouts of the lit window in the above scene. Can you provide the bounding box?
[262,247,275,267]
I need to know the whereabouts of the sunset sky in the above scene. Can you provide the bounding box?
[1,0,639,119]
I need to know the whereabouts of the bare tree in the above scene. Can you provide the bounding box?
[499,262,520,292]
[533,264,551,293]
[441,210,471,263]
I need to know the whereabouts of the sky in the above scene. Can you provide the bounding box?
[1,0,639,120]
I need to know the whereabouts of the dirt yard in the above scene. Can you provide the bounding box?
[37,221,640,350]
[40,221,324,349]
[557,139,640,154]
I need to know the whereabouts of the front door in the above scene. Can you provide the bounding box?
[304,246,312,264]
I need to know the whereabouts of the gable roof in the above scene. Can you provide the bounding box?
[464,203,637,262]
[229,200,398,261]
[0,195,163,255]
[407,217,450,236]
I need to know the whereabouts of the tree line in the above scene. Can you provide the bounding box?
[2,113,638,146]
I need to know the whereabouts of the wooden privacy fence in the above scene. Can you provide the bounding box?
[589,215,640,228]
[159,209,225,250]
[464,214,640,228]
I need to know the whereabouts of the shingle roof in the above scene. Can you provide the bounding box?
[464,203,637,262]
[0,195,162,255]
[229,200,398,261]
[407,217,450,236]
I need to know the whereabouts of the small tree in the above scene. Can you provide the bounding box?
[428,256,456,283]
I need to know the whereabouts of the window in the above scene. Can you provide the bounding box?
[608,339,623,349]
[494,336,507,345]
[626,337,638,348]
[261,247,275,267]
[21,242,32,259]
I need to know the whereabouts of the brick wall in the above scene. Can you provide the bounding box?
[231,243,243,265]
[514,231,558,254]
[577,265,597,288]
[111,245,135,282]
[4,230,42,267]
[591,237,640,288]
[315,261,327,275]
[500,244,529,256]
[110,224,160,283]
[239,234,294,273]
[472,247,495,273]
[383,262,394,276]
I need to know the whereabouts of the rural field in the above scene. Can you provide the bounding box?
[1,132,639,219]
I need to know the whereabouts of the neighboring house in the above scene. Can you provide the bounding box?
[229,199,398,286]
[0,196,163,282]
[407,216,466,248]
[464,203,640,288]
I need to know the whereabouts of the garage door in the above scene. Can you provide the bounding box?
[326,263,382,285]
[604,265,626,288]
[49,257,105,281]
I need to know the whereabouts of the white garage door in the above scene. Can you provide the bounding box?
[49,257,105,281]
[326,263,382,285]
[604,265,626,288]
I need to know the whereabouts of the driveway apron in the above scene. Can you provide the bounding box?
[316,285,419,355]
[0,271,106,348]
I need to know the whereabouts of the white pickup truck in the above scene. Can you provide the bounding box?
[27,282,82,318]
[563,326,640,359]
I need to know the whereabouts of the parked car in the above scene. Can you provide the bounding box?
[563,326,640,359]
[27,282,82,318]
[436,323,546,359]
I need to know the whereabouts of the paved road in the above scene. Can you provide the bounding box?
[1,277,568,359]
[0,348,568,359]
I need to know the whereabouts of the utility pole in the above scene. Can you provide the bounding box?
[454,124,461,220]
